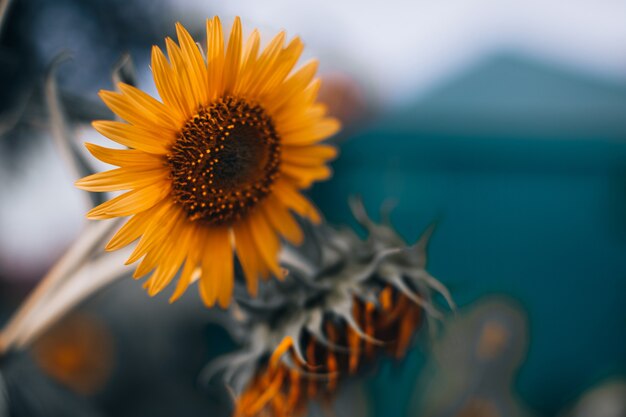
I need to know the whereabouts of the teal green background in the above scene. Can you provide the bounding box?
[312,55,626,416]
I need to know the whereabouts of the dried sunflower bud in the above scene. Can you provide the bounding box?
[203,198,454,417]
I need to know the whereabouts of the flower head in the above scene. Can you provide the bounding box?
[75,17,340,307]
[202,199,454,417]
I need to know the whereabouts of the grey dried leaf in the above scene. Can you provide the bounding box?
[112,53,137,88]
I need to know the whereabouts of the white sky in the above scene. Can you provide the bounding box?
[176,0,626,104]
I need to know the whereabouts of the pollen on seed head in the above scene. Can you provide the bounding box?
[167,96,281,226]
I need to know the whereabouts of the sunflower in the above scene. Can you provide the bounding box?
[75,17,340,307]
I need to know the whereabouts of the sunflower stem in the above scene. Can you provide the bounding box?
[0,0,12,33]
[13,247,130,348]
[0,219,123,354]
[45,53,105,208]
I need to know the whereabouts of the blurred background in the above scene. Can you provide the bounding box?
[1,0,625,416]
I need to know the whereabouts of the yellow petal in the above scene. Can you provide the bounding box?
[117,83,181,129]
[169,261,196,303]
[234,221,264,296]
[175,22,209,104]
[247,210,282,278]
[132,211,188,279]
[281,118,340,146]
[105,201,169,251]
[75,166,168,192]
[256,36,304,97]
[197,234,217,307]
[281,144,337,166]
[165,37,198,114]
[91,120,172,155]
[222,17,242,94]
[244,31,286,96]
[281,163,332,188]
[169,234,201,303]
[133,230,173,278]
[206,16,224,99]
[234,29,260,95]
[202,227,234,308]
[98,90,174,130]
[86,184,169,220]
[126,203,180,265]
[261,197,303,245]
[145,252,182,296]
[273,179,321,223]
[273,79,321,124]
[84,143,162,168]
[276,104,326,133]
[151,45,189,119]
[146,222,193,295]
[263,60,318,113]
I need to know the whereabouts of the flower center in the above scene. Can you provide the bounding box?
[167,97,281,225]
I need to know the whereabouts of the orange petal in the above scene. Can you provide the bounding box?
[270,336,293,370]
[248,366,286,415]
[348,301,362,373]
